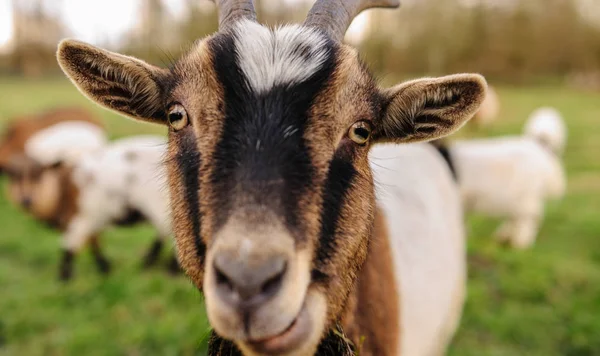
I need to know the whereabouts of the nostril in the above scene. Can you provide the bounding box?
[214,263,234,292]
[260,261,287,298]
[212,253,289,306]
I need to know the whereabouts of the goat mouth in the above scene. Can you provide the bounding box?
[245,299,311,355]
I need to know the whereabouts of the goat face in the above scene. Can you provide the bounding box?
[4,155,62,220]
[58,20,486,356]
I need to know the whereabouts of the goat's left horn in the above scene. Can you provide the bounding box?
[304,0,400,42]
[210,0,257,32]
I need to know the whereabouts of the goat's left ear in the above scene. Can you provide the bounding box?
[57,39,169,125]
[374,74,487,143]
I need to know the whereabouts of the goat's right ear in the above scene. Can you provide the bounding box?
[57,39,169,125]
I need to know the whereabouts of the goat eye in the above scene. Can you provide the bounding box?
[167,104,189,131]
[348,121,372,145]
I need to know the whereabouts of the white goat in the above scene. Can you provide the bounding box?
[444,107,567,249]
[25,127,173,280]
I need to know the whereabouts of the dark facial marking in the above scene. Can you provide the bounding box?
[207,33,337,237]
[313,150,357,277]
[176,128,206,262]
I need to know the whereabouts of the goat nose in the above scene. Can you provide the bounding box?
[213,253,287,307]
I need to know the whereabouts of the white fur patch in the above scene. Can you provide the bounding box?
[233,20,330,93]
[523,107,567,155]
[25,121,107,166]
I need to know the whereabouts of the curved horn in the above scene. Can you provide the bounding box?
[304,0,400,42]
[210,0,257,32]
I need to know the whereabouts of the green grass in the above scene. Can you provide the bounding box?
[0,77,599,355]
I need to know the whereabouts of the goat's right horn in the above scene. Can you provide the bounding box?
[304,0,400,42]
[210,0,257,32]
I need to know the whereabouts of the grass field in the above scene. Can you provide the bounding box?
[0,77,599,356]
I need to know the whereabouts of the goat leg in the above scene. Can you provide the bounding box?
[89,236,112,275]
[58,250,75,282]
[142,237,164,268]
[166,252,181,275]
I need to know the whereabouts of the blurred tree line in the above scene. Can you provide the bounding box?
[1,0,599,87]
[1,0,67,77]
[360,0,600,85]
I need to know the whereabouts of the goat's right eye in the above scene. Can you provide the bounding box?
[167,104,189,131]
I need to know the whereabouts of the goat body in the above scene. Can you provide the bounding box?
[65,135,172,251]
[56,0,488,353]
[446,108,566,249]
[362,143,466,356]
[24,128,175,279]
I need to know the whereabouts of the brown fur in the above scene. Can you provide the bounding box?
[379,75,488,143]
[57,40,169,124]
[305,46,377,326]
[56,14,487,354]
[166,39,225,290]
[42,165,80,230]
[342,208,400,356]
[6,160,80,231]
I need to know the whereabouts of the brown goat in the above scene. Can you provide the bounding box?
[57,0,486,354]
[1,109,178,280]
[0,107,103,210]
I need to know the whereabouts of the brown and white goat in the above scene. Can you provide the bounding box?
[24,131,177,281]
[0,107,103,214]
[1,116,177,280]
[56,0,486,354]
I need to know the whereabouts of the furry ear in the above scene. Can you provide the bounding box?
[375,74,487,143]
[57,39,169,125]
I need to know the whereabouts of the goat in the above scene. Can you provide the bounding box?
[439,107,566,249]
[0,107,103,208]
[56,0,487,354]
[21,126,176,280]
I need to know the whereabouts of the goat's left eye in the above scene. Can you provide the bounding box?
[348,121,372,145]
[167,103,189,131]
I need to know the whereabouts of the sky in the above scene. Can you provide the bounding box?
[59,0,144,44]
[0,0,11,48]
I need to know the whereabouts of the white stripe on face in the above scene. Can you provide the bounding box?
[233,20,330,94]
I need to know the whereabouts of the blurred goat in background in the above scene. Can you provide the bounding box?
[0,108,178,280]
[437,107,567,249]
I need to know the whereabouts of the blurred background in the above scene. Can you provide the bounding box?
[0,0,599,355]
